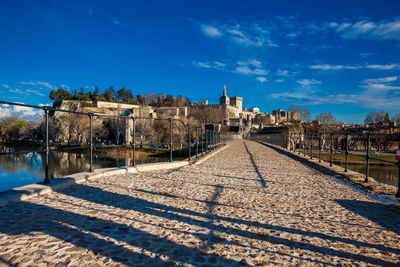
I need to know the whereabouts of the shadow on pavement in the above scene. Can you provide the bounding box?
[335,199,400,235]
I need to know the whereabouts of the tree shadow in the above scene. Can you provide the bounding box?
[335,199,400,235]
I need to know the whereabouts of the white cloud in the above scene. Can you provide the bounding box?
[256,77,267,82]
[361,76,400,91]
[2,84,9,88]
[200,25,222,38]
[309,64,361,70]
[235,59,268,75]
[192,61,226,70]
[9,88,45,96]
[366,64,400,70]
[277,70,289,76]
[328,19,400,40]
[275,79,285,83]
[364,76,398,83]
[0,103,45,119]
[19,81,57,90]
[297,79,321,86]
[197,22,275,48]
[26,90,45,96]
[285,32,300,38]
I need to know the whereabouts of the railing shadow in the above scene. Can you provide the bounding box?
[335,199,400,235]
[243,141,272,188]
[51,183,400,265]
[0,200,240,266]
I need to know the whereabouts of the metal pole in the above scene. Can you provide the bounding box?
[196,128,199,158]
[303,131,306,157]
[201,128,204,154]
[132,117,136,166]
[188,125,191,161]
[330,133,333,166]
[319,133,322,163]
[365,133,370,182]
[345,132,349,172]
[89,113,93,172]
[169,119,173,162]
[44,109,50,184]
[310,134,313,159]
[396,136,400,197]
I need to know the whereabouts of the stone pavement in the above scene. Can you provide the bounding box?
[0,140,399,266]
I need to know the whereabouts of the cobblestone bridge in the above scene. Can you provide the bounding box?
[0,140,399,266]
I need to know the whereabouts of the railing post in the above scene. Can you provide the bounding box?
[43,108,50,184]
[205,129,208,152]
[319,133,322,163]
[169,119,173,162]
[303,131,306,157]
[132,116,136,167]
[330,133,333,166]
[345,132,349,172]
[188,125,191,161]
[201,128,204,154]
[89,113,94,172]
[365,133,370,182]
[195,128,199,158]
[310,134,313,159]
[396,136,400,197]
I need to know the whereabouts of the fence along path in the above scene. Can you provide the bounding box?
[0,140,399,266]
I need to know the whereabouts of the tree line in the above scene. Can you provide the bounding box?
[49,86,192,107]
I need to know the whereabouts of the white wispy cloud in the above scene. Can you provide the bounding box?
[270,75,400,108]
[297,79,321,86]
[364,76,398,83]
[9,88,45,96]
[200,25,222,38]
[235,59,268,75]
[256,77,267,82]
[2,84,9,88]
[366,64,400,70]
[285,32,301,38]
[277,70,289,76]
[19,81,57,90]
[309,64,362,70]
[196,22,276,48]
[192,61,226,70]
[309,63,400,71]
[361,76,400,91]
[328,19,400,40]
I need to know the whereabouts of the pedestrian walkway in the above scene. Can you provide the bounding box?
[0,140,399,266]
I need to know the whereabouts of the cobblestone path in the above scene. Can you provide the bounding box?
[0,140,399,266]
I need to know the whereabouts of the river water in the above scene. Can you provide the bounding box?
[0,148,169,192]
[0,146,398,192]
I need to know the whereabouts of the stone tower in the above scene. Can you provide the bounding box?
[219,85,230,105]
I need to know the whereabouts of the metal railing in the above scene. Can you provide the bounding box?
[250,131,400,197]
[0,101,233,186]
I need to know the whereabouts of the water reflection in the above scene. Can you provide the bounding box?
[335,162,399,187]
[0,148,163,192]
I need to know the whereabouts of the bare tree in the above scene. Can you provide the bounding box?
[315,112,336,125]
[364,110,385,124]
[288,105,311,122]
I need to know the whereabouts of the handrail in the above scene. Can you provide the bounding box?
[0,100,236,188]
[249,130,400,197]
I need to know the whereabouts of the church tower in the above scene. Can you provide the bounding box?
[219,85,230,105]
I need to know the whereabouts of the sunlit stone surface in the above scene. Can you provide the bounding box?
[0,140,399,266]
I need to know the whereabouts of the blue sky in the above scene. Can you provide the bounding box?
[1,0,400,123]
